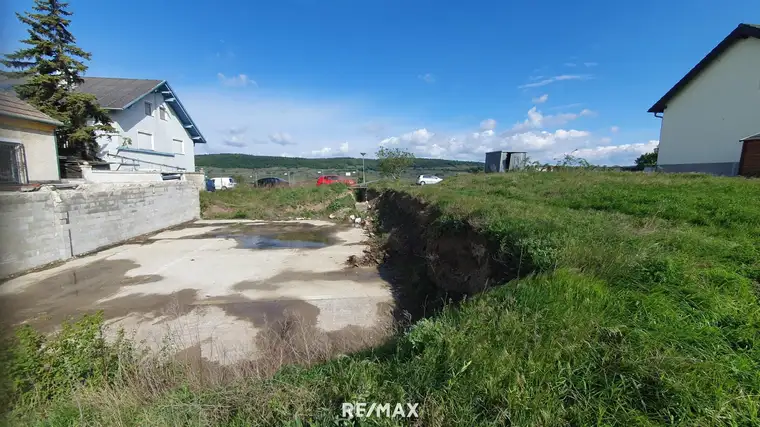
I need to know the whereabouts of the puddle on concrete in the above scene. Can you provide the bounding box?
[0,259,170,331]
[229,234,328,249]
[176,223,343,250]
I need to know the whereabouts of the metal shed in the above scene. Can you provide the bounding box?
[485,151,527,173]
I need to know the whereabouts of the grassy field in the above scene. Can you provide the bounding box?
[3,171,760,426]
[199,183,358,220]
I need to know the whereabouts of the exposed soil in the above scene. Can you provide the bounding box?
[368,189,527,321]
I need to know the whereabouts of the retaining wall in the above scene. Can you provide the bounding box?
[0,182,200,278]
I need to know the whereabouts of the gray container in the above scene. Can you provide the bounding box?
[485,151,508,173]
[485,151,527,172]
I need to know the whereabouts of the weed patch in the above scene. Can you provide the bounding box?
[200,184,353,220]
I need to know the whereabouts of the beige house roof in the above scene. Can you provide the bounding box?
[0,90,62,126]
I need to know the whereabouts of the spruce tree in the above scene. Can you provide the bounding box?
[1,0,113,160]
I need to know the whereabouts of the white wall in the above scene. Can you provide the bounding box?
[81,168,163,183]
[0,182,200,278]
[658,37,760,172]
[98,91,197,172]
[0,118,60,181]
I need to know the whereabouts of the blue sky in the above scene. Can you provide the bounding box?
[1,0,758,164]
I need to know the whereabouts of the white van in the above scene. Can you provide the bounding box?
[212,177,236,190]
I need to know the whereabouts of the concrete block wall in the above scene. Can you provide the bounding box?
[0,182,200,277]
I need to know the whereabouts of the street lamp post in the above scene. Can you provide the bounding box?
[360,152,366,185]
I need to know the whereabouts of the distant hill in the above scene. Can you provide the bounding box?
[195,153,484,172]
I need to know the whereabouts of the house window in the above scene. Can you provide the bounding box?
[137,131,153,150]
[0,141,28,184]
[173,138,184,154]
[144,102,153,116]
[159,106,167,121]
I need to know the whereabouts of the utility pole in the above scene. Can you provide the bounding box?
[360,152,367,185]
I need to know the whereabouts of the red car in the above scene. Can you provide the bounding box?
[317,175,356,186]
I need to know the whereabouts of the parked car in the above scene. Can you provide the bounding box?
[256,177,289,188]
[317,175,356,186]
[205,178,216,192]
[211,177,236,190]
[417,174,443,185]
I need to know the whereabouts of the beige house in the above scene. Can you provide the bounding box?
[0,91,62,183]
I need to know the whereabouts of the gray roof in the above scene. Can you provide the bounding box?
[0,90,62,126]
[75,77,163,109]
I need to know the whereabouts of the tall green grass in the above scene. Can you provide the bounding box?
[4,171,760,426]
[200,183,353,220]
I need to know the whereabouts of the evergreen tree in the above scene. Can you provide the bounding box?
[1,0,113,160]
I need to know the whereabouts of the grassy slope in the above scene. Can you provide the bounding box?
[7,172,760,426]
[200,184,356,220]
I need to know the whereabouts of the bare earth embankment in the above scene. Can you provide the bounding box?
[2,171,760,426]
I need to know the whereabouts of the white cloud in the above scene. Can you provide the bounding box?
[418,73,436,84]
[221,127,248,147]
[312,147,332,157]
[380,128,434,146]
[480,118,497,131]
[379,136,399,147]
[499,129,590,151]
[181,88,418,158]
[372,107,649,165]
[564,62,577,67]
[547,103,584,111]
[404,128,434,144]
[610,126,620,133]
[217,73,257,87]
[508,106,594,133]
[584,62,598,67]
[518,74,592,89]
[569,140,658,162]
[268,132,295,146]
[532,94,549,104]
[180,82,653,166]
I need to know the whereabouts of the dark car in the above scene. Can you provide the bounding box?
[256,177,289,188]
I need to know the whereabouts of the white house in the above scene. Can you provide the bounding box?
[648,23,760,176]
[75,77,206,172]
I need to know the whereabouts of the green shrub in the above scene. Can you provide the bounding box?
[1,312,134,413]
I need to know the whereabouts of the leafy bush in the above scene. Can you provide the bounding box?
[1,312,135,413]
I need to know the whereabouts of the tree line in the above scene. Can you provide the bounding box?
[196,153,484,172]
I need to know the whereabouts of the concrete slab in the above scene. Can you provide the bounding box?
[0,220,393,363]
